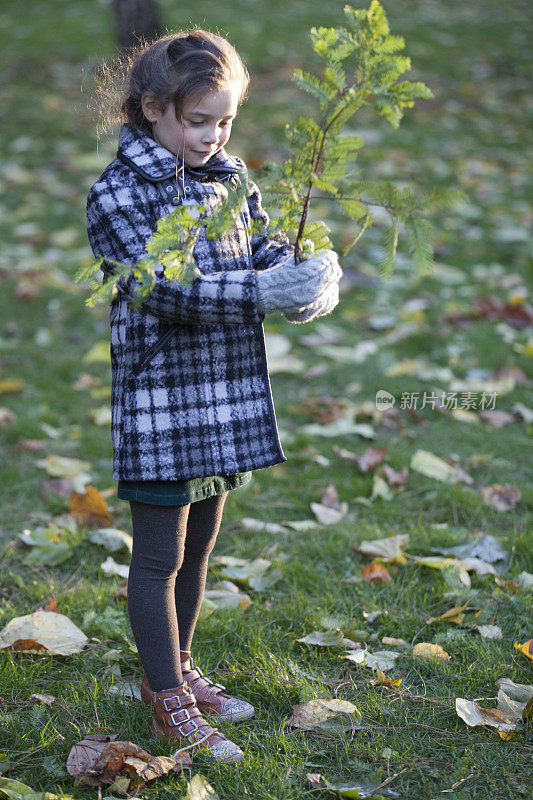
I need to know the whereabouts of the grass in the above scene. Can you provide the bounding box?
[0,0,532,798]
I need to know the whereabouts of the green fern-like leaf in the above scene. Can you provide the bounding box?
[379,219,399,279]
[406,216,434,275]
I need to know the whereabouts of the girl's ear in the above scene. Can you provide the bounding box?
[141,93,160,124]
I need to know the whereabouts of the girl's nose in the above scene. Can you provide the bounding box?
[202,128,218,144]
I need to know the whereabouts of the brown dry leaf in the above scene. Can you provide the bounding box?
[66,734,187,788]
[114,581,128,601]
[320,484,343,509]
[412,642,450,662]
[287,698,360,731]
[372,669,402,687]
[514,639,533,663]
[0,407,16,427]
[481,483,521,511]
[73,373,100,390]
[18,438,47,452]
[362,562,393,584]
[40,477,75,501]
[332,445,359,461]
[381,464,409,485]
[29,693,55,705]
[45,597,59,613]
[296,395,353,425]
[0,610,88,656]
[69,485,112,527]
[357,447,388,472]
[307,773,323,788]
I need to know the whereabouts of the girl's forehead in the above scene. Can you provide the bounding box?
[185,85,239,117]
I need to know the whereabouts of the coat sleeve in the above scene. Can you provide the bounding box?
[86,177,263,327]
[246,181,294,272]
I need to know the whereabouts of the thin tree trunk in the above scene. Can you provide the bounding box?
[113,0,162,52]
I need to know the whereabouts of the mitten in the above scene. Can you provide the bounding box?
[284,278,340,324]
[255,250,341,315]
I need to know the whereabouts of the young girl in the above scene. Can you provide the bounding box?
[87,29,341,764]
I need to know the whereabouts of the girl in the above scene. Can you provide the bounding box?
[86,29,341,764]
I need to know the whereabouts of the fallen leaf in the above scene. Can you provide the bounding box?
[516,572,533,593]
[66,734,185,787]
[0,776,72,798]
[410,449,473,484]
[0,379,25,394]
[307,773,323,788]
[295,394,354,425]
[18,520,80,567]
[412,643,450,662]
[323,774,397,798]
[0,408,16,427]
[381,637,408,648]
[86,527,133,553]
[356,447,388,472]
[287,698,360,732]
[431,533,507,564]
[356,534,409,563]
[90,406,112,426]
[428,603,470,625]
[344,649,400,672]
[514,639,533,662]
[373,669,402,687]
[413,556,470,587]
[35,455,91,490]
[109,682,142,702]
[69,485,112,527]
[456,698,515,733]
[481,483,521,511]
[101,556,130,579]
[40,477,76,501]
[204,580,252,611]
[210,555,280,591]
[29,693,55,705]
[476,624,502,639]
[0,611,88,656]
[479,410,517,427]
[297,629,356,649]
[44,598,59,613]
[362,562,393,584]
[240,518,288,535]
[310,501,348,524]
[381,464,409,485]
[184,773,219,799]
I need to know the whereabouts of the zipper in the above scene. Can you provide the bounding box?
[132,325,177,377]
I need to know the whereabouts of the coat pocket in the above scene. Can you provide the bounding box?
[132,325,177,377]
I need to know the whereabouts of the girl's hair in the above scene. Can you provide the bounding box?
[92,30,249,136]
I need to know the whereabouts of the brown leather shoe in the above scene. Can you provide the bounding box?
[149,680,244,764]
[141,657,255,723]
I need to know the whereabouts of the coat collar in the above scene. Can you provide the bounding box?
[116,123,245,183]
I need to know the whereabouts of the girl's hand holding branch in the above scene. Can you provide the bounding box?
[255,249,342,319]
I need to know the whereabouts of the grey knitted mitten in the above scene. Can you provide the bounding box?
[255,250,341,315]
[284,278,340,324]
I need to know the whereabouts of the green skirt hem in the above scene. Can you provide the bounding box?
[117,472,253,506]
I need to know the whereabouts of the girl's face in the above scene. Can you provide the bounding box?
[143,85,239,167]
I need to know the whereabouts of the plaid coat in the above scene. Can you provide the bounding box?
[86,123,291,480]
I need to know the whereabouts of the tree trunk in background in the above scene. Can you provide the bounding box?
[113,0,162,52]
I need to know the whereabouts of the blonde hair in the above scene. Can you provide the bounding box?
[92,29,249,136]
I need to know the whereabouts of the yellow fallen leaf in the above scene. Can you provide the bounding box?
[287,698,360,731]
[428,602,470,625]
[69,485,112,527]
[373,669,402,687]
[0,379,25,393]
[514,639,533,662]
[412,642,450,662]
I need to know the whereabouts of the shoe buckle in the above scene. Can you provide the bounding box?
[170,707,190,727]
[163,695,182,712]
[178,717,199,737]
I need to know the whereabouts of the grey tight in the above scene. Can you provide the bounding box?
[127,493,228,691]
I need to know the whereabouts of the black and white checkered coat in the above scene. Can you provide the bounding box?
[86,123,291,480]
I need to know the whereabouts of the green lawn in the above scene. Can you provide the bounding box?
[0,1,531,798]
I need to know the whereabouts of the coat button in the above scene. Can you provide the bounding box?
[166,185,174,192]
[171,196,180,205]
[184,186,191,194]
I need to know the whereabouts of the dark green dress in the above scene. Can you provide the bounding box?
[117,472,253,506]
